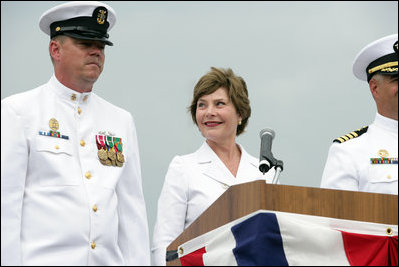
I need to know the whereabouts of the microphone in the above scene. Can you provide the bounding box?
[259,128,276,174]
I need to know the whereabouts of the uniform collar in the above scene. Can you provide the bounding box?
[374,112,398,134]
[49,74,92,104]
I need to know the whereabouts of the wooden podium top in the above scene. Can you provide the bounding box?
[167,181,398,265]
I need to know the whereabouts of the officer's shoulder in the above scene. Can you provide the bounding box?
[333,126,369,144]
[2,86,44,113]
[93,93,131,116]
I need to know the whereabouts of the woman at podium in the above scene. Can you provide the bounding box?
[151,67,275,265]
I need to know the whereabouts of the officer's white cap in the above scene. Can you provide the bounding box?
[352,34,398,82]
[39,1,116,46]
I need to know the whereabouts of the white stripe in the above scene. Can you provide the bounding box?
[203,229,237,266]
[277,212,349,266]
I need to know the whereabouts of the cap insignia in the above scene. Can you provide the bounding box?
[94,7,108,25]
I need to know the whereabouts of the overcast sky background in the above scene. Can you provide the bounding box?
[2,1,398,261]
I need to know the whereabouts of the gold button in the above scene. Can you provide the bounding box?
[93,204,98,212]
[55,145,59,150]
[77,107,82,114]
[85,172,92,179]
[91,241,96,249]
[80,140,86,147]
[71,94,77,101]
[178,247,184,255]
[83,95,88,102]
[387,175,391,179]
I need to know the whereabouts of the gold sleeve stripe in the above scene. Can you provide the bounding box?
[345,134,354,139]
[368,61,398,74]
[342,135,349,141]
[337,137,345,143]
[351,131,358,137]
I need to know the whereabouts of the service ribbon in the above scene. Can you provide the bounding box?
[106,136,115,152]
[114,137,123,152]
[370,158,398,164]
[96,134,106,150]
[50,130,60,138]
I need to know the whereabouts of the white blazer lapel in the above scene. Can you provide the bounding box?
[196,142,234,188]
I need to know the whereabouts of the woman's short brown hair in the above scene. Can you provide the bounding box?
[189,67,251,136]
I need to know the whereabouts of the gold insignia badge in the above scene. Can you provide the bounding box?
[378,149,389,158]
[49,118,59,132]
[97,9,107,25]
[38,118,69,140]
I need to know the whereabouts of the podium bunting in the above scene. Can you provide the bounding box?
[177,210,398,266]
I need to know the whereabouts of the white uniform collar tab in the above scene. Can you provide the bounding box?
[50,75,91,103]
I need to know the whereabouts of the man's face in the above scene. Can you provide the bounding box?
[371,74,398,120]
[57,36,106,86]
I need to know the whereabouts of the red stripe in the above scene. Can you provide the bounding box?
[180,247,206,266]
[341,231,398,266]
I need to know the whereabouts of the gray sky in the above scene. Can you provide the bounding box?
[2,1,398,263]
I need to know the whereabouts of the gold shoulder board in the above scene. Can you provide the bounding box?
[333,126,368,143]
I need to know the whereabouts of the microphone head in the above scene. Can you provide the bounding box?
[259,128,275,139]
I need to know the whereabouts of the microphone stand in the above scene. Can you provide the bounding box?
[265,158,284,184]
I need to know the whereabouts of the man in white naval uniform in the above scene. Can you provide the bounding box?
[1,2,150,265]
[321,34,398,195]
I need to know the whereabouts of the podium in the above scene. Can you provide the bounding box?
[166,181,398,266]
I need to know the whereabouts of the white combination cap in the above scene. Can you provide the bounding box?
[352,34,398,82]
[39,1,116,46]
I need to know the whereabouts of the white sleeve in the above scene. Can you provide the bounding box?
[1,100,28,265]
[320,142,359,191]
[152,156,188,266]
[116,114,151,265]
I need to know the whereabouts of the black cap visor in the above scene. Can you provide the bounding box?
[62,31,113,46]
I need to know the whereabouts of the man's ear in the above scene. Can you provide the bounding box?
[49,40,61,62]
[368,77,379,101]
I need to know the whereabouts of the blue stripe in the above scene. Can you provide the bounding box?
[231,213,288,266]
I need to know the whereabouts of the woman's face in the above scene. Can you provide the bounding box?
[195,87,241,145]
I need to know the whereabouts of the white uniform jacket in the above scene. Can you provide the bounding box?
[321,113,398,195]
[1,75,150,265]
[151,141,275,265]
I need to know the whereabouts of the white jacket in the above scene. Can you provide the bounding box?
[151,141,274,265]
[1,75,150,265]
[321,113,398,195]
